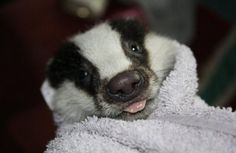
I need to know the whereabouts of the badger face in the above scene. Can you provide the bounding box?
[44,19,177,123]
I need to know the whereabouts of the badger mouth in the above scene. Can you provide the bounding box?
[123,100,147,113]
[114,96,156,120]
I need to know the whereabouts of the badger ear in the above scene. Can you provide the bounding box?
[41,80,56,110]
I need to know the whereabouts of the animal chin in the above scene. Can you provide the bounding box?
[123,100,147,113]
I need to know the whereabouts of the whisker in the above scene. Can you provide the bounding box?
[155,68,172,72]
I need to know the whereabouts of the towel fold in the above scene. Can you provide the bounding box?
[45,43,236,153]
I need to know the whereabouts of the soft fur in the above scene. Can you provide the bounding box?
[44,40,236,153]
[41,19,177,124]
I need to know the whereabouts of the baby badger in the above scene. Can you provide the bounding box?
[43,19,177,123]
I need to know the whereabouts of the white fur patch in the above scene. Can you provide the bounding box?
[145,33,177,81]
[53,81,97,123]
[71,24,132,79]
[41,80,56,110]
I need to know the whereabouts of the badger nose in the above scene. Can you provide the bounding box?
[107,71,144,102]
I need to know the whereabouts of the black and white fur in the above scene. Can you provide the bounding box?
[42,19,177,124]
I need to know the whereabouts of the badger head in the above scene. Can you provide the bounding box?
[41,19,177,124]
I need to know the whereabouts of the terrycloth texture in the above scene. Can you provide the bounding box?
[45,44,236,153]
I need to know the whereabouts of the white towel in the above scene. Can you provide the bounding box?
[45,44,236,153]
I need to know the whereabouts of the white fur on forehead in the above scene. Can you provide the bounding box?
[71,23,132,79]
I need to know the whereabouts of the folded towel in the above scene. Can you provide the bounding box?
[45,43,236,153]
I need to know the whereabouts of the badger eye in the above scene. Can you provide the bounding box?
[78,70,90,81]
[129,42,141,53]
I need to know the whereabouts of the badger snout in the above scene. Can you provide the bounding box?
[107,70,145,102]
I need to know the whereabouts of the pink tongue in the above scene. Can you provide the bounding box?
[124,100,146,113]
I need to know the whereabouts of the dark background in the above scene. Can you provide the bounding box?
[0,0,235,152]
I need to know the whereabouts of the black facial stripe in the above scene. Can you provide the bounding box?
[109,19,145,44]
[46,42,100,95]
[109,19,149,66]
